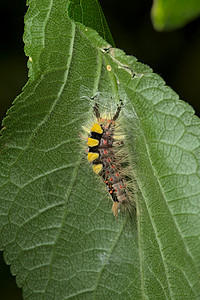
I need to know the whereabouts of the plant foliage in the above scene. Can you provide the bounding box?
[151,0,200,31]
[0,0,200,299]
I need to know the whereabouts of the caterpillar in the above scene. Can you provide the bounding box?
[86,100,133,218]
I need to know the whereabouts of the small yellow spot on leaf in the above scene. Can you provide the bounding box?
[107,65,112,71]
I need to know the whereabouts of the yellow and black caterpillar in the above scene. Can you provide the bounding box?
[86,100,132,217]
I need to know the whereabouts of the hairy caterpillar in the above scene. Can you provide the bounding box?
[85,100,134,218]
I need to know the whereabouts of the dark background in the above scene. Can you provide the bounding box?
[0,0,200,298]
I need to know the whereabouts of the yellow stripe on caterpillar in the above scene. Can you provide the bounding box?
[93,164,103,174]
[87,152,99,162]
[87,138,99,147]
[91,123,103,134]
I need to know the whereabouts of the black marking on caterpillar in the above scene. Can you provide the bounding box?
[86,99,133,218]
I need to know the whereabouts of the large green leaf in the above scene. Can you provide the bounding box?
[1,0,200,299]
[151,0,200,31]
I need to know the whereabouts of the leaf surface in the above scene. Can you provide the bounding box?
[68,0,114,45]
[0,0,200,299]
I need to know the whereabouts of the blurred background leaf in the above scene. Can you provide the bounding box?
[151,0,200,31]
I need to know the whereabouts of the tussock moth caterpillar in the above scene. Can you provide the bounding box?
[84,99,135,218]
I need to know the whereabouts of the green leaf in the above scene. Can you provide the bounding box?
[68,0,115,46]
[1,0,200,299]
[151,0,200,31]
